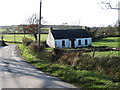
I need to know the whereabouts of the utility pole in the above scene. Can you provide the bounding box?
[38,0,42,52]
[14,30,16,43]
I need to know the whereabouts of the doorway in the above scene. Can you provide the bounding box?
[71,40,75,48]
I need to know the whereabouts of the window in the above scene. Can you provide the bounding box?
[78,40,81,45]
[62,41,65,46]
[85,39,88,45]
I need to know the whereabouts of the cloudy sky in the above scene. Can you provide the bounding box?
[0,0,119,27]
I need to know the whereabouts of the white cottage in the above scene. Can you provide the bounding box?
[46,27,92,48]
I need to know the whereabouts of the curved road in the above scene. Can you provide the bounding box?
[0,45,77,89]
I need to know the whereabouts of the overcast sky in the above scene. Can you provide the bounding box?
[0,0,119,27]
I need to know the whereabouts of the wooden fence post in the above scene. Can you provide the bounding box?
[91,48,95,57]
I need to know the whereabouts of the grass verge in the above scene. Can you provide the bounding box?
[19,44,120,88]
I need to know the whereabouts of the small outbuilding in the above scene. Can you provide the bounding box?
[46,27,92,48]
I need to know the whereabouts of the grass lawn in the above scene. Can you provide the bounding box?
[92,37,119,48]
[0,34,48,43]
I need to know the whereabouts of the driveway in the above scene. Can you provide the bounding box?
[0,45,77,88]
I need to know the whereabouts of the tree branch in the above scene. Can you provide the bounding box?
[101,1,120,10]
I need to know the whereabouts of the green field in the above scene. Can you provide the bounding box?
[0,34,48,42]
[87,37,120,57]
[92,37,119,48]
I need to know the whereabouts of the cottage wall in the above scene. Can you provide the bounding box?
[55,39,71,48]
[46,30,55,48]
[54,37,92,48]
[75,38,92,47]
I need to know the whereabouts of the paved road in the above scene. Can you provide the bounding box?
[0,45,77,89]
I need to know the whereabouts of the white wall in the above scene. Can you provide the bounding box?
[46,32,55,48]
[48,37,92,48]
[55,39,71,48]
[75,38,92,47]
[55,38,92,48]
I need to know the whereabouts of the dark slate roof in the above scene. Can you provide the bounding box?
[51,29,91,39]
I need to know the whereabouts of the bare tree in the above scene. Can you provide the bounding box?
[25,14,39,41]
[100,1,120,38]
[27,14,39,25]
[26,13,48,41]
[101,1,120,10]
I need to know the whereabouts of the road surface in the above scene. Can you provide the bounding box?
[0,45,78,89]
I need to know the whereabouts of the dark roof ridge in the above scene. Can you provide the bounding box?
[51,29,91,39]
[53,29,85,31]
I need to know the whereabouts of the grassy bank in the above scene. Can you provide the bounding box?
[19,44,120,88]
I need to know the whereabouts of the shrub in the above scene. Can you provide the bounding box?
[22,37,33,46]
[53,48,65,60]
[0,40,7,46]
[41,41,49,48]
[28,41,45,52]
[28,41,38,52]
[28,43,53,63]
